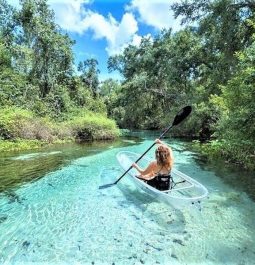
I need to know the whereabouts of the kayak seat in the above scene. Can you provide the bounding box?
[146,174,171,191]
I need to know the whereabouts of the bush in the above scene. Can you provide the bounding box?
[0,139,45,152]
[0,107,55,141]
[192,139,255,171]
[0,107,34,139]
[67,111,120,140]
[0,107,120,151]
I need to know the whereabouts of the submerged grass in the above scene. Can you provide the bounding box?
[0,139,73,152]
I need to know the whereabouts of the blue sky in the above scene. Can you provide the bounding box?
[9,0,182,81]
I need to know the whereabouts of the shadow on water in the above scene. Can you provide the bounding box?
[98,163,186,233]
[118,182,158,207]
[117,181,186,232]
[0,137,142,194]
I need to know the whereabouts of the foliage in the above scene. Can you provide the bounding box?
[200,33,255,170]
[107,29,212,130]
[216,41,255,142]
[0,0,117,150]
[0,106,56,141]
[16,0,75,97]
[78,59,100,97]
[0,107,119,151]
[105,0,255,170]
[192,139,255,171]
[66,111,120,141]
[0,139,46,152]
[1,0,254,170]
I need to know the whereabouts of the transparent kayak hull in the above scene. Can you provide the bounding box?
[116,151,208,208]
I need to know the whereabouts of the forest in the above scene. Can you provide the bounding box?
[0,0,119,151]
[105,0,255,170]
[0,0,254,170]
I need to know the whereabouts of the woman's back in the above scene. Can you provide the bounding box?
[132,140,174,190]
[152,161,171,176]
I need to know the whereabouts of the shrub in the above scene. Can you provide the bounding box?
[0,107,55,141]
[67,111,120,140]
[0,107,120,152]
[0,107,34,139]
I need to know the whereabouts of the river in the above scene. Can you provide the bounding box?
[0,132,254,264]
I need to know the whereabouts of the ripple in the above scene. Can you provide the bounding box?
[0,139,254,264]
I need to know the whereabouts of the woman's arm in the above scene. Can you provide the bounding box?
[169,147,174,169]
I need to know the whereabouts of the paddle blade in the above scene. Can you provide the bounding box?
[172,106,192,126]
[99,183,116,189]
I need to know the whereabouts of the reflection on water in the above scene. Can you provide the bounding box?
[0,137,141,194]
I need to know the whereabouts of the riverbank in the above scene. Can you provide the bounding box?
[0,107,120,152]
[119,128,255,171]
[192,139,255,171]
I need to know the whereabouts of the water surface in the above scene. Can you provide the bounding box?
[0,134,254,264]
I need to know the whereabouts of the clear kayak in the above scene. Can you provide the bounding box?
[116,151,208,209]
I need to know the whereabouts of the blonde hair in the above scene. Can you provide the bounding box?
[155,145,172,170]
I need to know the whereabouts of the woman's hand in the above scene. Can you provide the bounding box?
[155,138,163,145]
[132,163,138,169]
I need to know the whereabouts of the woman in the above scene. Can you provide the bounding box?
[132,139,174,191]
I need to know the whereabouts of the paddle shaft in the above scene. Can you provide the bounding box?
[113,124,174,184]
[99,106,192,189]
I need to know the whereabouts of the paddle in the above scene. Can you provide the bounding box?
[99,106,192,189]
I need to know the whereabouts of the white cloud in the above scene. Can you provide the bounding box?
[49,0,91,9]
[50,0,90,34]
[105,13,139,55]
[6,0,152,56]
[49,1,142,55]
[127,0,182,31]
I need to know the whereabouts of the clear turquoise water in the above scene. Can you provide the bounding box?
[0,136,255,264]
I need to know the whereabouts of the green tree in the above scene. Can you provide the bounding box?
[170,0,255,140]
[108,29,207,129]
[213,35,255,147]
[78,58,100,97]
[0,38,27,107]
[17,0,74,97]
[0,0,17,47]
[100,78,125,125]
[172,0,255,84]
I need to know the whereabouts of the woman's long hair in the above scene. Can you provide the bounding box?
[155,145,172,170]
